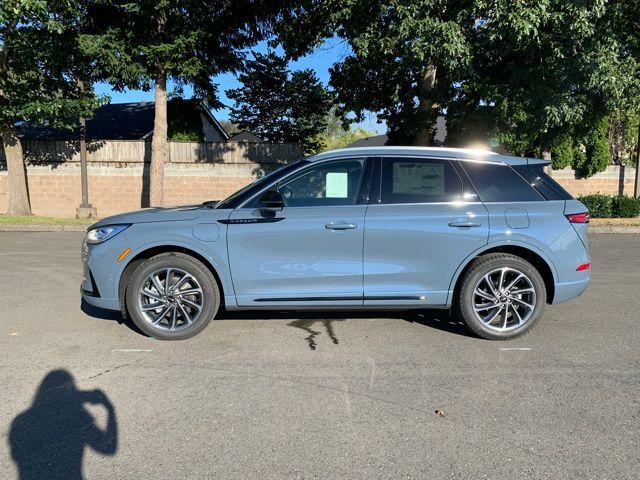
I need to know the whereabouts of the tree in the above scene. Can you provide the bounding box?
[227,52,332,154]
[218,120,242,137]
[82,1,296,206]
[461,1,640,175]
[278,1,640,165]
[277,1,475,146]
[316,108,377,151]
[0,0,100,215]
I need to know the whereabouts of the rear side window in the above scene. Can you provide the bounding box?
[461,161,543,202]
[512,164,574,200]
[381,157,463,204]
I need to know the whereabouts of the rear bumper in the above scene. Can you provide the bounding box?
[552,274,591,304]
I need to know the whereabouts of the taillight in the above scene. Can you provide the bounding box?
[566,212,590,223]
[576,263,591,271]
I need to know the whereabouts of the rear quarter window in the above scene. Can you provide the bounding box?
[512,164,574,200]
[461,161,544,202]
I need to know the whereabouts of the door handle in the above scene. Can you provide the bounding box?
[325,222,358,230]
[448,221,481,228]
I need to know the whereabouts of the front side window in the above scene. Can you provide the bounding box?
[276,158,365,207]
[381,157,463,204]
[461,161,544,202]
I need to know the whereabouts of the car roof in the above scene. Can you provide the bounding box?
[307,146,549,166]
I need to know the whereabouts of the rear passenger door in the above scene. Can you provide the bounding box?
[459,160,570,261]
[363,156,489,307]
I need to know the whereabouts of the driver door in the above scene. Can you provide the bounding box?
[227,157,371,307]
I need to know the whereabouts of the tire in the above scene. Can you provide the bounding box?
[126,253,220,340]
[457,253,546,340]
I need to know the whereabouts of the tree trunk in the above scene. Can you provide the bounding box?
[1,125,32,215]
[414,62,438,146]
[150,70,167,207]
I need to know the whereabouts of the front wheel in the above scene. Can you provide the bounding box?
[126,253,220,340]
[457,253,546,340]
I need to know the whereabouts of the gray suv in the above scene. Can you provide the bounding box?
[81,147,591,340]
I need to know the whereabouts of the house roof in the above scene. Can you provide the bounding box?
[16,99,228,141]
[227,131,263,142]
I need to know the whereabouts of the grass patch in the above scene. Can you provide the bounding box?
[0,215,95,225]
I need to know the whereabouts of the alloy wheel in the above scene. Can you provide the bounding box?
[472,267,536,332]
[137,268,204,332]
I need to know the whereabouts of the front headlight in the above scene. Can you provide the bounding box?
[86,224,130,244]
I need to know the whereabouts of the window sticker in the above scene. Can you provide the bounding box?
[393,162,444,196]
[325,172,349,198]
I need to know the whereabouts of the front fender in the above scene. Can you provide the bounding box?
[115,223,234,309]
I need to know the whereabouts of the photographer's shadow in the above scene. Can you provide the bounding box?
[9,370,117,480]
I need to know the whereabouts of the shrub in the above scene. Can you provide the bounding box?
[551,135,573,169]
[578,194,613,218]
[612,195,640,218]
[580,119,611,177]
[572,145,587,172]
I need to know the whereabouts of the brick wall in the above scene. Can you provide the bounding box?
[0,141,636,218]
[547,165,636,197]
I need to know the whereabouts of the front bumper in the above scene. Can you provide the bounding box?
[81,235,127,312]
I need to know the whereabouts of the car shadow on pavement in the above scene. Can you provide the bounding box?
[80,299,145,336]
[9,369,118,480]
[81,301,474,342]
[401,310,473,338]
[222,309,476,348]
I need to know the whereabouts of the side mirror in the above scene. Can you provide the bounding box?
[259,190,284,209]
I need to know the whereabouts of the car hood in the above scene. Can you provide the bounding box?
[88,205,208,229]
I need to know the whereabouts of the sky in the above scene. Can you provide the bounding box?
[93,38,385,134]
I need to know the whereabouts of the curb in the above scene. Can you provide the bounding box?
[0,224,88,232]
[588,226,640,233]
[1,224,639,234]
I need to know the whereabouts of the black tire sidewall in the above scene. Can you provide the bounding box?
[126,253,219,340]
[459,254,546,340]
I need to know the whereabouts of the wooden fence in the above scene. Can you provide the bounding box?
[0,139,303,165]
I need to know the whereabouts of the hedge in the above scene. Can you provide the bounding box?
[578,194,640,218]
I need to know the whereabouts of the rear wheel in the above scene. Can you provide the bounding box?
[457,253,546,340]
[126,253,219,340]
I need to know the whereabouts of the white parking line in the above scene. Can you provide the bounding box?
[111,349,152,352]
[499,347,532,351]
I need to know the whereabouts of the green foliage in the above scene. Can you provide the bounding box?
[167,99,203,141]
[277,1,640,150]
[277,1,474,146]
[314,107,377,151]
[579,194,640,218]
[609,109,639,166]
[551,135,574,170]
[81,1,294,104]
[0,0,103,130]
[578,194,613,218]
[580,118,611,177]
[218,121,241,137]
[572,146,588,172]
[227,52,332,154]
[612,195,640,218]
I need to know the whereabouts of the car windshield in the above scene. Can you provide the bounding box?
[214,160,308,209]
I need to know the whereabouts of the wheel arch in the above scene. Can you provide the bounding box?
[448,243,557,306]
[117,244,227,316]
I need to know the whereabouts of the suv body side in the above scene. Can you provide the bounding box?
[81,147,590,315]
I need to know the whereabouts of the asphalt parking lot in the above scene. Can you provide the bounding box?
[0,232,638,479]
